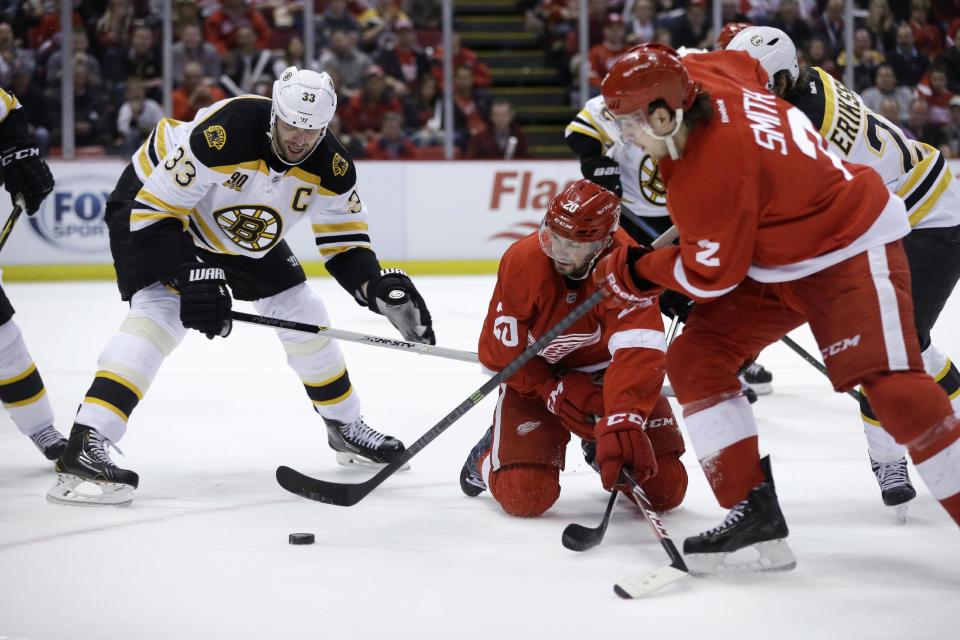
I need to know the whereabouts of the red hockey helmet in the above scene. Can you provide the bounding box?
[601,43,697,119]
[539,179,620,278]
[601,44,697,156]
[717,21,753,49]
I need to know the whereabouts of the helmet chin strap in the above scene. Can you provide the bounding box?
[643,108,684,160]
[269,119,325,167]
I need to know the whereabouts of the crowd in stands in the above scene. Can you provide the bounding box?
[2,1,960,159]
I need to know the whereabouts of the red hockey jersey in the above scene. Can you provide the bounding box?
[479,230,667,418]
[636,50,910,302]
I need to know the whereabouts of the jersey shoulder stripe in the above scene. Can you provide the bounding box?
[295,132,357,197]
[790,68,827,133]
[0,89,20,124]
[188,96,272,170]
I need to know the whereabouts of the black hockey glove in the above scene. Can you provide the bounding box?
[1,142,54,214]
[368,268,436,345]
[176,263,232,339]
[659,289,694,323]
[581,156,622,198]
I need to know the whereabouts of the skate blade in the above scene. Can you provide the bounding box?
[686,539,796,576]
[46,473,135,507]
[335,451,411,471]
[894,504,909,523]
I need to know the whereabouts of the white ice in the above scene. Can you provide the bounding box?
[1,276,958,640]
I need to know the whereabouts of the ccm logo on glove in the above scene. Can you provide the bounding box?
[0,147,39,166]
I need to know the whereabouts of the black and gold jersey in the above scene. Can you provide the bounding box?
[564,96,668,217]
[130,95,372,261]
[793,68,960,230]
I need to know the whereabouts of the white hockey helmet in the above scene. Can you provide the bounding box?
[271,66,337,132]
[726,26,800,92]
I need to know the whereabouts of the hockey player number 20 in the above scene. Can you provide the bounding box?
[786,107,852,181]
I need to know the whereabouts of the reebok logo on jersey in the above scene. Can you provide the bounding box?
[517,421,542,436]
[821,334,861,360]
[188,267,226,282]
[715,98,730,123]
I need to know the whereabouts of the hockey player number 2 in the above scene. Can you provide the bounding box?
[786,107,852,181]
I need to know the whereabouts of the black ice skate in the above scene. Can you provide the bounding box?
[460,426,493,497]
[325,417,407,468]
[870,455,916,523]
[739,361,774,396]
[683,456,796,575]
[48,425,139,507]
[28,425,67,461]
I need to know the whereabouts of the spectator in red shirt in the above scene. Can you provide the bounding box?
[909,0,944,59]
[364,111,417,159]
[917,64,957,127]
[466,100,529,159]
[432,32,492,88]
[341,66,404,142]
[172,61,226,121]
[93,0,134,54]
[204,0,273,56]
[588,13,628,89]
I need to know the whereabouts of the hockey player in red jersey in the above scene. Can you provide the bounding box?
[459,179,687,518]
[595,44,960,573]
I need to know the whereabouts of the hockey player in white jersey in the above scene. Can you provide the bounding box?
[729,26,960,517]
[49,68,435,506]
[0,88,66,462]
[565,94,775,397]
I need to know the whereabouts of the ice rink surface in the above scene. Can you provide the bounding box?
[0,276,958,640]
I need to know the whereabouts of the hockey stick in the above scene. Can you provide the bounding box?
[779,334,864,403]
[613,470,690,598]
[276,225,680,507]
[0,195,25,254]
[562,488,618,552]
[231,311,479,363]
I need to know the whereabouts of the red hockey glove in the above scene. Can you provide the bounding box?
[595,412,657,491]
[540,371,604,439]
[592,245,662,309]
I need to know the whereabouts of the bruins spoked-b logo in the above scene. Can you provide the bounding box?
[332,152,349,177]
[639,154,667,207]
[214,205,282,251]
[203,125,227,150]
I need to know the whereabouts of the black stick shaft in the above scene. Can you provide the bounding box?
[0,201,23,254]
[620,470,688,572]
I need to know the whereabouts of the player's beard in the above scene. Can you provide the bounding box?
[552,258,591,280]
[270,122,324,166]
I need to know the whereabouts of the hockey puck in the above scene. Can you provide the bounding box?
[288,533,315,545]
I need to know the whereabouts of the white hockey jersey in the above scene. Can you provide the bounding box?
[797,67,960,230]
[131,96,371,261]
[565,96,669,218]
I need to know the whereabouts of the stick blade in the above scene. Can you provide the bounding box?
[614,566,688,599]
[561,523,602,552]
[276,465,366,507]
